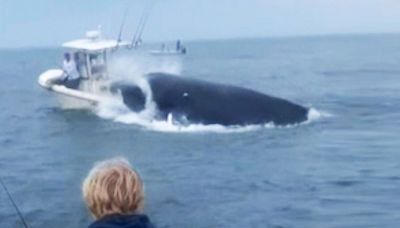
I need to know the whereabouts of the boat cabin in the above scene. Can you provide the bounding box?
[62,30,129,80]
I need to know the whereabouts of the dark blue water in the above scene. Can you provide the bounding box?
[1,34,400,228]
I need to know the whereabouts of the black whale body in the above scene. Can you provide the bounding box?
[113,73,309,126]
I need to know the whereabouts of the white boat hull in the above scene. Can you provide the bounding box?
[150,50,184,56]
[38,69,106,109]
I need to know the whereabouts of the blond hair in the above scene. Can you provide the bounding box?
[82,157,144,219]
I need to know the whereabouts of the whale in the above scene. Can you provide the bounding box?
[111,73,309,126]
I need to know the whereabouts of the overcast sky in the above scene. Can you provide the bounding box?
[0,0,399,48]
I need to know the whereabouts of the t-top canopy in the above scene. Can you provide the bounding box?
[62,39,130,52]
[62,30,130,52]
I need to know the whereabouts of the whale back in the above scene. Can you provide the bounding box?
[147,73,309,125]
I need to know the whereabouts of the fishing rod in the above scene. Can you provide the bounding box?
[136,2,154,41]
[131,1,155,48]
[117,7,130,43]
[131,5,148,46]
[136,7,151,44]
[0,177,29,228]
[131,10,144,45]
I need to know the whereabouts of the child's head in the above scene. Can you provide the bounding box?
[82,157,144,219]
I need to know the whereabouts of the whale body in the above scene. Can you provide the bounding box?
[112,73,309,126]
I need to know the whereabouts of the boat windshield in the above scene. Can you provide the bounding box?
[89,52,107,78]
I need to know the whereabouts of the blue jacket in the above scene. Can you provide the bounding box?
[89,214,155,228]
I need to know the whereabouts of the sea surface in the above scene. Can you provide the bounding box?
[1,34,400,228]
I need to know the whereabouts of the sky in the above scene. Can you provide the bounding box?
[0,0,399,48]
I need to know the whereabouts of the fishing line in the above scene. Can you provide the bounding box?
[0,177,29,228]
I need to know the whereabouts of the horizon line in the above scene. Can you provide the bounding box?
[1,31,399,50]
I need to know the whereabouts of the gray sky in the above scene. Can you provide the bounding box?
[0,0,399,48]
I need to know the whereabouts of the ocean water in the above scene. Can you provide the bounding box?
[1,34,400,228]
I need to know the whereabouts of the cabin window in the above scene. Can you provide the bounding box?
[89,53,107,78]
[75,52,88,78]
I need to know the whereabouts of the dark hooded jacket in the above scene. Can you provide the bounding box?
[89,214,155,228]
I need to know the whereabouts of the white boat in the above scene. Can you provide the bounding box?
[149,49,186,56]
[38,29,131,109]
[149,41,187,56]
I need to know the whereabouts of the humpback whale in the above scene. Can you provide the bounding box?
[112,73,309,126]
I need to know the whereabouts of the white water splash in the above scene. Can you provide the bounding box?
[106,54,183,120]
[94,98,327,133]
[109,53,182,79]
[307,107,333,121]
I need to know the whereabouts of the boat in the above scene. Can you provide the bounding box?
[149,49,186,56]
[38,29,131,108]
[149,41,187,56]
[37,31,310,127]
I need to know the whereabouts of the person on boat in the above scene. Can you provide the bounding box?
[176,40,181,51]
[181,47,187,55]
[176,40,186,54]
[82,157,155,228]
[61,52,80,89]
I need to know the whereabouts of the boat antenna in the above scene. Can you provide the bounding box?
[131,1,154,48]
[0,177,29,228]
